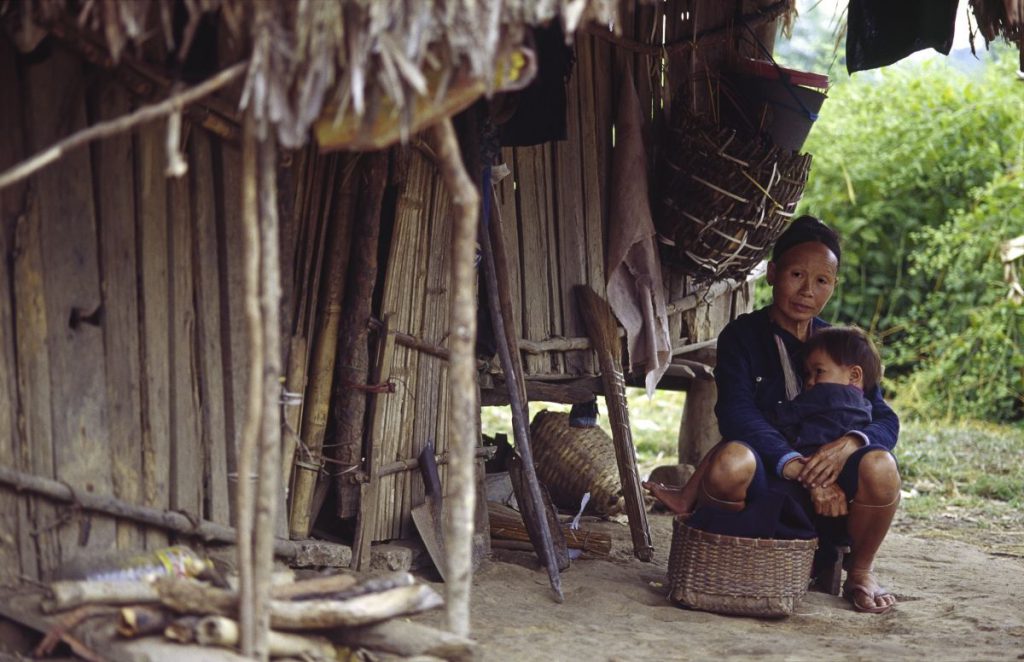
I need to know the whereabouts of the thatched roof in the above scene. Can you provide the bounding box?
[3,0,647,149]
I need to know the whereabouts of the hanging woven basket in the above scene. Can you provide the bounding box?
[655,108,812,283]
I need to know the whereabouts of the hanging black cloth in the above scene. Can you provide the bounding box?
[846,0,959,73]
[497,24,575,146]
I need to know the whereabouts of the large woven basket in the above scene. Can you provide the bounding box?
[529,410,623,516]
[655,109,812,283]
[667,516,817,617]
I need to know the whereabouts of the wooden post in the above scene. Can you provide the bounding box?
[427,119,478,638]
[677,378,720,466]
[253,131,284,661]
[331,150,388,518]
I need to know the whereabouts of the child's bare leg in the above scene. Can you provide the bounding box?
[845,451,901,612]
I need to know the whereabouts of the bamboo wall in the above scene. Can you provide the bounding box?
[0,38,245,581]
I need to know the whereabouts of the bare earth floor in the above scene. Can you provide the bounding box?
[419,512,1024,662]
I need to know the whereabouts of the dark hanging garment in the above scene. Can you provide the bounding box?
[846,0,959,73]
[498,24,575,146]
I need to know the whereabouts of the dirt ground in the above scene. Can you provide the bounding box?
[420,510,1024,662]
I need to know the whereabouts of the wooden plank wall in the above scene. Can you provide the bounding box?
[0,41,247,579]
[497,0,778,377]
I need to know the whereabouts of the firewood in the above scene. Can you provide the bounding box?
[336,619,476,661]
[268,584,444,630]
[43,580,160,613]
[118,606,172,638]
[195,615,338,659]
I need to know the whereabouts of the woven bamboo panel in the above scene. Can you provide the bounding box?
[529,410,623,516]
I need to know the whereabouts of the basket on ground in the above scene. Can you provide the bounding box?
[529,410,623,516]
[667,516,817,617]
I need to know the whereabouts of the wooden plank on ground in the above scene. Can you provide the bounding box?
[26,45,115,562]
[137,121,172,548]
[189,129,231,526]
[89,75,145,551]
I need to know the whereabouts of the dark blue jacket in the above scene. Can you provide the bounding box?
[772,383,873,455]
[715,306,899,477]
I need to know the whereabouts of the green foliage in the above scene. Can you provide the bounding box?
[799,50,1024,337]
[896,419,1024,506]
[790,47,1024,423]
[889,168,1024,421]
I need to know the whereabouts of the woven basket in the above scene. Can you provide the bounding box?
[655,109,812,283]
[667,516,817,617]
[529,410,623,516]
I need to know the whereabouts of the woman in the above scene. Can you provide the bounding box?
[648,215,901,614]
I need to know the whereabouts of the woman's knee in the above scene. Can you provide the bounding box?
[707,441,757,486]
[856,450,901,502]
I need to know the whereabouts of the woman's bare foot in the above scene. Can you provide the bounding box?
[843,567,896,614]
[642,481,695,515]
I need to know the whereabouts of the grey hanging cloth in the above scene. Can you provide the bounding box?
[846,0,959,73]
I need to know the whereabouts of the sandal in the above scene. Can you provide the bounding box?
[843,580,896,614]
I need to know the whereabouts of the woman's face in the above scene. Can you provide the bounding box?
[766,241,838,336]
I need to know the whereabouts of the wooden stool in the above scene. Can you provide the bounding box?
[818,544,851,596]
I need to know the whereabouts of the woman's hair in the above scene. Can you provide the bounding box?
[805,326,883,392]
[772,215,842,266]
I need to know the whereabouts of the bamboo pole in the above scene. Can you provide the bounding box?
[427,119,479,637]
[236,112,263,657]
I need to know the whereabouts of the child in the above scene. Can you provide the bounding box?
[773,325,882,472]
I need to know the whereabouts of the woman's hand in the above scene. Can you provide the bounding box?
[809,483,848,517]
[797,434,860,488]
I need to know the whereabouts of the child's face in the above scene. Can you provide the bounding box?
[803,347,862,390]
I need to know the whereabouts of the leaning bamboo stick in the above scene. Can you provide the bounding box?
[575,286,653,562]
[480,179,563,602]
[428,118,479,637]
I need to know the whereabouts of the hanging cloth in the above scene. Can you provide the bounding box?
[605,67,672,397]
[846,0,960,73]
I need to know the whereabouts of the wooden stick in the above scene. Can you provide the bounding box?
[254,125,284,660]
[575,286,653,562]
[488,502,612,557]
[506,455,569,571]
[236,111,263,658]
[0,464,302,558]
[479,174,563,601]
[0,61,246,191]
[428,118,480,636]
[480,380,595,406]
[44,581,160,613]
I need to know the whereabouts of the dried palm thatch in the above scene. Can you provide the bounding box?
[3,0,640,149]
[969,0,1023,45]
